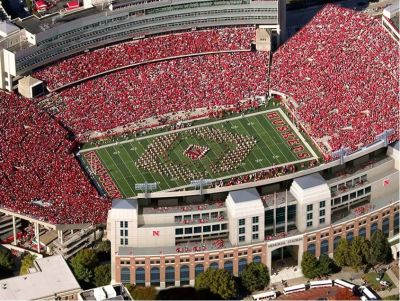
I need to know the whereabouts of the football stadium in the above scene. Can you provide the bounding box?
[0,0,399,292]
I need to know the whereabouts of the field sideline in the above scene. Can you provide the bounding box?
[81,108,319,197]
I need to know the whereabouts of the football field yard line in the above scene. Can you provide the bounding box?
[254,114,292,163]
[236,117,275,167]
[125,140,173,190]
[98,147,135,197]
[83,108,320,195]
[105,146,137,197]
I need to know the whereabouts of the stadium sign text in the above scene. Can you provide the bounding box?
[267,236,303,248]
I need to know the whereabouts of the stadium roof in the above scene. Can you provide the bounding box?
[293,173,326,190]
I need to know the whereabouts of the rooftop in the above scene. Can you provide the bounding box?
[0,255,81,300]
[293,173,326,190]
[79,284,133,301]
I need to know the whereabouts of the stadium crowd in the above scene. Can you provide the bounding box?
[0,91,110,224]
[270,5,399,154]
[47,51,269,138]
[34,27,255,89]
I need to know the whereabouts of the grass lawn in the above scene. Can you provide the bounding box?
[363,272,396,291]
[81,108,319,197]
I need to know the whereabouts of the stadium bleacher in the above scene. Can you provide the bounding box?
[0,91,110,224]
[270,4,399,155]
[33,27,255,90]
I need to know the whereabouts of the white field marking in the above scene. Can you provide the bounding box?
[81,108,288,153]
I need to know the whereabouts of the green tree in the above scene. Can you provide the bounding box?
[349,236,366,271]
[128,286,157,300]
[361,239,373,266]
[20,253,36,275]
[370,230,392,265]
[195,269,237,300]
[0,249,15,278]
[318,254,333,276]
[240,262,270,293]
[301,251,319,279]
[70,249,98,284]
[333,239,350,267]
[94,264,111,287]
[96,240,111,262]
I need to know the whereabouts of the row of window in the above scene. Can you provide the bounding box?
[175,223,228,235]
[120,256,263,284]
[331,186,371,207]
[307,214,399,255]
[175,211,224,223]
[265,205,296,226]
[330,174,367,195]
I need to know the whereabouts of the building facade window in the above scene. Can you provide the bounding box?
[370,222,378,235]
[307,221,313,227]
[346,231,354,242]
[333,236,341,250]
[382,217,390,237]
[120,267,130,283]
[253,256,261,263]
[209,262,219,270]
[195,264,204,278]
[135,268,145,285]
[320,239,329,255]
[238,258,247,274]
[224,261,233,274]
[320,209,325,216]
[307,204,313,211]
[307,243,316,255]
[165,266,175,286]
[252,233,259,240]
[180,265,190,285]
[359,227,366,237]
[252,216,259,224]
[307,213,313,220]
[150,267,160,286]
[319,218,325,224]
[239,219,245,226]
[239,235,245,242]
[320,201,326,208]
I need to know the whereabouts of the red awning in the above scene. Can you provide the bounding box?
[67,1,79,9]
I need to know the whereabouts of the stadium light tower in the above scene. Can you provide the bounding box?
[190,178,214,195]
[376,129,395,147]
[332,147,351,165]
[135,181,157,199]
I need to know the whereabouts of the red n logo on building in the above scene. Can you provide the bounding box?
[153,230,160,237]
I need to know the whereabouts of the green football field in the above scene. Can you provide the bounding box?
[81,108,318,197]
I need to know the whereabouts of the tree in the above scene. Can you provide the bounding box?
[362,239,374,267]
[20,253,36,275]
[96,240,111,262]
[333,239,350,267]
[195,269,237,300]
[370,230,392,265]
[318,254,333,276]
[127,286,157,300]
[0,249,15,278]
[240,262,270,293]
[301,251,319,279]
[70,249,98,284]
[94,264,111,287]
[349,236,365,271]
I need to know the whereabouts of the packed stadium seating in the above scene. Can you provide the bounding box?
[46,51,269,138]
[270,5,399,154]
[0,91,110,224]
[33,27,255,89]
